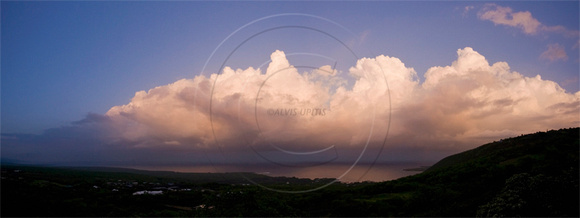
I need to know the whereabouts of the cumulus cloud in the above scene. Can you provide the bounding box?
[107,47,579,149]
[3,48,579,165]
[410,48,579,145]
[540,43,568,62]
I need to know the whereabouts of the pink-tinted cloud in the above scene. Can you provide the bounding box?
[540,43,569,62]
[3,48,578,165]
[478,3,579,38]
[104,48,579,153]
[478,4,541,34]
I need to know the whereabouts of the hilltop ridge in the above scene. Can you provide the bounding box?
[360,127,579,216]
[427,127,579,172]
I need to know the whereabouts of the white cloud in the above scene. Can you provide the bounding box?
[408,48,579,146]
[478,3,579,38]
[540,43,568,62]
[102,48,579,154]
[4,48,577,165]
[478,4,541,34]
[542,25,580,38]
[477,4,578,63]
[573,39,580,50]
[463,6,475,17]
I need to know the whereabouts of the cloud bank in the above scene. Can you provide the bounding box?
[3,48,579,165]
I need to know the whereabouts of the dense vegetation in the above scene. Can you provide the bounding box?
[2,127,578,217]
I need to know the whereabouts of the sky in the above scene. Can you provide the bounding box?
[2,1,579,171]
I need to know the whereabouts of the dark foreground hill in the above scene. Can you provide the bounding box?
[356,127,579,217]
[1,127,578,217]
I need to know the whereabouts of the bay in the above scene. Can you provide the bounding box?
[125,162,432,183]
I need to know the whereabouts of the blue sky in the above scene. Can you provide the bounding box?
[2,1,579,133]
[2,1,578,134]
[1,1,580,167]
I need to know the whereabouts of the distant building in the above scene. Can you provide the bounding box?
[149,191,163,195]
[195,204,214,210]
[132,190,163,195]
